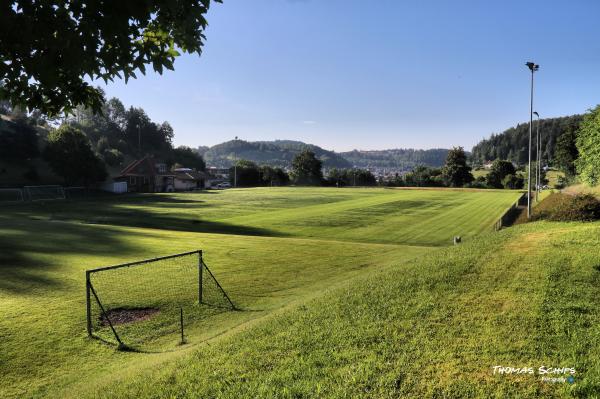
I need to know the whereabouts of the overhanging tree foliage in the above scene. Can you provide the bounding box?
[0,0,221,115]
[554,127,579,177]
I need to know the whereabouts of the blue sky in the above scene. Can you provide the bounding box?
[97,0,600,152]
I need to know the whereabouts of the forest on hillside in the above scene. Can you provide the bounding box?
[471,114,583,166]
[340,149,449,171]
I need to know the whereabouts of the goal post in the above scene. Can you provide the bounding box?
[23,185,66,201]
[0,188,24,204]
[85,250,234,348]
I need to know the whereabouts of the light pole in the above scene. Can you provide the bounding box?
[533,111,540,202]
[233,136,238,188]
[526,62,539,218]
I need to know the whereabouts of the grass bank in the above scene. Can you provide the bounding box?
[92,221,600,398]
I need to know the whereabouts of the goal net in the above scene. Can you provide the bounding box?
[86,250,234,349]
[24,185,66,201]
[0,188,24,203]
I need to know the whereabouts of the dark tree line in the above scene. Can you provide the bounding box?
[0,96,206,186]
[228,150,378,188]
[326,168,377,187]
[228,160,290,187]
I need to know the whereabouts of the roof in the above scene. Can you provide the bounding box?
[175,170,206,181]
[118,156,175,177]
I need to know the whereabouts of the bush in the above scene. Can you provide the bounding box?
[502,174,524,189]
[536,193,600,222]
[555,175,574,190]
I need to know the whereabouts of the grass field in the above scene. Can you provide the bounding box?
[0,187,526,397]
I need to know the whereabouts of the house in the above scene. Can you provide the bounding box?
[483,161,494,170]
[115,156,175,193]
[173,168,206,191]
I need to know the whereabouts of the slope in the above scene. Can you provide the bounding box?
[90,221,600,398]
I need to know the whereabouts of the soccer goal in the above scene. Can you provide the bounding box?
[85,250,235,348]
[0,188,24,203]
[23,185,66,201]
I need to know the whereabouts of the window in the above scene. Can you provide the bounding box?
[130,176,137,185]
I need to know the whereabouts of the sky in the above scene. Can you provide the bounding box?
[97,0,600,152]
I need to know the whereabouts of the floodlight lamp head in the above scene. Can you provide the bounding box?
[525,62,539,72]
[533,111,539,117]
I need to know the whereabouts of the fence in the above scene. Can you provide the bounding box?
[0,188,24,203]
[493,192,528,231]
[0,185,111,204]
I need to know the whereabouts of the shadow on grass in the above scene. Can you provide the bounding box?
[5,193,286,238]
[0,193,285,294]
[0,217,160,294]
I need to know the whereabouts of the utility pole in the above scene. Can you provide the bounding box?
[233,136,238,188]
[525,62,539,218]
[137,123,141,155]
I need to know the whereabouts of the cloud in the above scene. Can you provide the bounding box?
[302,120,317,125]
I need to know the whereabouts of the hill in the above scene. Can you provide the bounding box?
[471,114,583,166]
[199,141,452,171]
[199,139,352,169]
[340,148,450,171]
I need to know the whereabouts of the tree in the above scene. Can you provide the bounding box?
[554,127,578,177]
[43,125,107,185]
[402,166,444,187]
[229,159,260,187]
[0,117,39,162]
[259,165,289,186]
[576,105,600,186]
[0,0,221,115]
[170,146,206,171]
[441,146,473,187]
[486,160,516,188]
[291,150,323,186]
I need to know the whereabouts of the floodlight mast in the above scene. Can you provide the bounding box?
[533,111,540,202]
[526,62,539,218]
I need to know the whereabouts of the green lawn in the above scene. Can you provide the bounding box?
[6,187,522,246]
[0,187,524,398]
[91,220,600,399]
